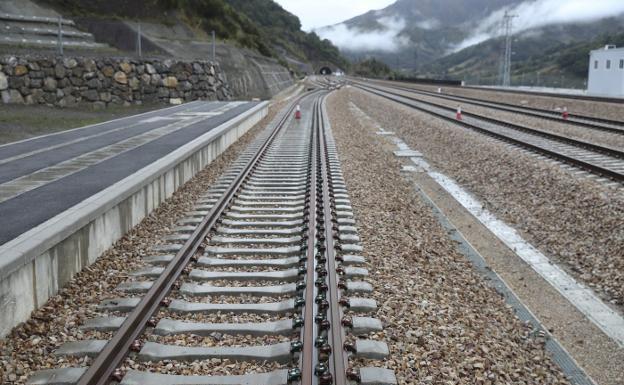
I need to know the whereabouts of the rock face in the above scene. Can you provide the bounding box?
[113,71,128,84]
[0,73,8,90]
[163,76,178,88]
[0,56,231,108]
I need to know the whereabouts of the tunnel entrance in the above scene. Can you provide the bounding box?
[319,66,333,75]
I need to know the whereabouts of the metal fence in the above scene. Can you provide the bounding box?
[462,73,587,90]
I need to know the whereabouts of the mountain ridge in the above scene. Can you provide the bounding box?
[318,0,624,86]
[318,0,523,66]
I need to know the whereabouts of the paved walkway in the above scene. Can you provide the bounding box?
[0,100,259,245]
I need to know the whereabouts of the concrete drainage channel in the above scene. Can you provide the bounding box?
[26,92,396,385]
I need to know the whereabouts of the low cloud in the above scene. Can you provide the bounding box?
[454,0,624,51]
[316,16,408,52]
[415,19,440,30]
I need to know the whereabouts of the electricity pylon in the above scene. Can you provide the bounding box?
[500,11,517,87]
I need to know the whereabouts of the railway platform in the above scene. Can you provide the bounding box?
[0,100,268,337]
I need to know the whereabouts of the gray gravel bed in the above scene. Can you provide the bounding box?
[194,266,284,273]
[120,358,286,377]
[149,333,292,347]
[184,279,294,287]
[203,255,302,261]
[157,311,291,324]
[327,90,571,385]
[0,97,293,385]
[174,294,291,304]
[343,87,624,309]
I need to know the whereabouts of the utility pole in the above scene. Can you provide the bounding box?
[212,30,216,62]
[137,22,142,58]
[497,20,505,84]
[500,11,517,87]
[57,16,64,56]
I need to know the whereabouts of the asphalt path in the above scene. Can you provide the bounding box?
[0,101,259,246]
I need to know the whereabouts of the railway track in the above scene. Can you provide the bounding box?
[353,82,624,183]
[26,91,396,385]
[366,79,624,135]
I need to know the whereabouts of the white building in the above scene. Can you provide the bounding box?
[587,45,624,97]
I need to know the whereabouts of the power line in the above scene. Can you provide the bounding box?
[500,11,517,87]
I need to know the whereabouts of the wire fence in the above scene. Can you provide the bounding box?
[462,73,587,90]
[52,19,218,63]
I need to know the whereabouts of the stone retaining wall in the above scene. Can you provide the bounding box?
[0,56,231,108]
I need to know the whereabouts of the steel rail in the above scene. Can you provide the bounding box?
[317,95,348,385]
[300,95,319,385]
[368,79,624,135]
[355,82,624,159]
[354,84,624,183]
[77,93,313,385]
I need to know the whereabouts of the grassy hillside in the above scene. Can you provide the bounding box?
[37,0,347,71]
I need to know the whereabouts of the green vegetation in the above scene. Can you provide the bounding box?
[224,0,349,71]
[161,0,274,57]
[39,0,348,72]
[352,58,393,79]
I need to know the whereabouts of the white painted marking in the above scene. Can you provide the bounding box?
[139,116,178,123]
[401,165,422,173]
[405,147,624,347]
[174,112,220,117]
[394,150,423,157]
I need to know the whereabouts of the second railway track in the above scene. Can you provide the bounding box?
[368,79,624,134]
[353,81,624,184]
[26,90,396,385]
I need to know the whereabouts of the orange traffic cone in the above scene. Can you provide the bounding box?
[562,106,569,120]
[456,106,462,120]
[295,105,301,120]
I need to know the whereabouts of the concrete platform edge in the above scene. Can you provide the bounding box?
[0,100,268,338]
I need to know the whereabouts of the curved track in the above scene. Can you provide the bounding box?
[353,81,624,183]
[26,91,396,385]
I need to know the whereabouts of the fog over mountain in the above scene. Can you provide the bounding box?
[456,0,624,51]
[316,0,624,71]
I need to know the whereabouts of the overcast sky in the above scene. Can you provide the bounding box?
[273,0,396,31]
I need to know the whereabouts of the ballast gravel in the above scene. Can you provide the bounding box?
[0,97,292,385]
[327,90,571,385]
[342,86,624,308]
